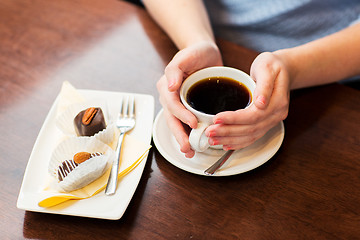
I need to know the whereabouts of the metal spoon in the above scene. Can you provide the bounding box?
[204,150,235,175]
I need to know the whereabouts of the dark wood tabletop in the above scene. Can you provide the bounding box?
[1,0,359,239]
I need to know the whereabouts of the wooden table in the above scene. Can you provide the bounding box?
[1,0,359,239]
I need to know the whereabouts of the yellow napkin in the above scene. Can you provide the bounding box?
[38,134,151,208]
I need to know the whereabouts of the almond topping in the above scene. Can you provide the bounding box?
[82,107,98,125]
[73,152,91,164]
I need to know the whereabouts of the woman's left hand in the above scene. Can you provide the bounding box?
[205,52,291,150]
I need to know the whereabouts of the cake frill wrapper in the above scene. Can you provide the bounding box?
[49,137,115,192]
[56,81,86,116]
[38,134,151,208]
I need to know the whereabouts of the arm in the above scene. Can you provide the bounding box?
[143,0,214,49]
[143,0,223,158]
[208,23,360,151]
[143,0,222,91]
[275,23,360,89]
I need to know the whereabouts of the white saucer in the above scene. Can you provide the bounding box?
[152,109,285,176]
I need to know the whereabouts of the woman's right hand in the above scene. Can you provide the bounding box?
[157,41,223,158]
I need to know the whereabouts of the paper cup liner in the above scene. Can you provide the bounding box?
[56,99,111,135]
[56,81,86,116]
[93,122,119,148]
[49,137,115,192]
[55,99,117,146]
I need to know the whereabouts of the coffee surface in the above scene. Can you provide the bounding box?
[186,77,251,115]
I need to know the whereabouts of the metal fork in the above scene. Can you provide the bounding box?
[105,95,136,195]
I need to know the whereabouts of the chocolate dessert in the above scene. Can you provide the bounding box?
[56,152,103,182]
[57,160,78,181]
[74,107,106,136]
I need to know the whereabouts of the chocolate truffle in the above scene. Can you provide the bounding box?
[74,107,106,136]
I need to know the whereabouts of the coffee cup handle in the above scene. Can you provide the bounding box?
[189,122,210,152]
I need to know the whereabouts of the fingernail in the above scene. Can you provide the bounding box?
[187,121,195,129]
[206,131,214,137]
[223,145,233,151]
[214,119,223,124]
[168,79,175,89]
[256,95,266,105]
[210,138,219,145]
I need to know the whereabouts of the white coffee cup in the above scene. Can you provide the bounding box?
[180,66,256,152]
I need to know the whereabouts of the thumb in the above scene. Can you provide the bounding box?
[165,65,184,92]
[250,58,276,110]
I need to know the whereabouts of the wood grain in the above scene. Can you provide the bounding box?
[1,0,359,239]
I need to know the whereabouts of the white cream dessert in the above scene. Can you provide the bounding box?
[55,151,108,192]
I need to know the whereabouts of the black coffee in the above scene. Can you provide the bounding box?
[186,76,252,115]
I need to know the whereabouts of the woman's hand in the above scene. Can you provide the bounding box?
[205,52,291,150]
[205,24,360,151]
[157,41,222,158]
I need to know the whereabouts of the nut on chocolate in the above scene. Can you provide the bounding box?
[82,107,98,125]
[74,107,106,136]
[73,152,91,164]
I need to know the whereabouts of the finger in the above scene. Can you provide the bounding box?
[223,141,259,151]
[209,135,257,150]
[206,122,256,137]
[164,49,194,92]
[167,99,198,129]
[208,109,281,138]
[164,110,195,158]
[185,150,195,158]
[209,127,269,149]
[213,107,261,125]
[158,75,198,129]
[250,53,278,110]
[165,63,184,92]
[211,113,278,136]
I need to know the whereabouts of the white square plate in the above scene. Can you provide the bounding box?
[17,89,154,220]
